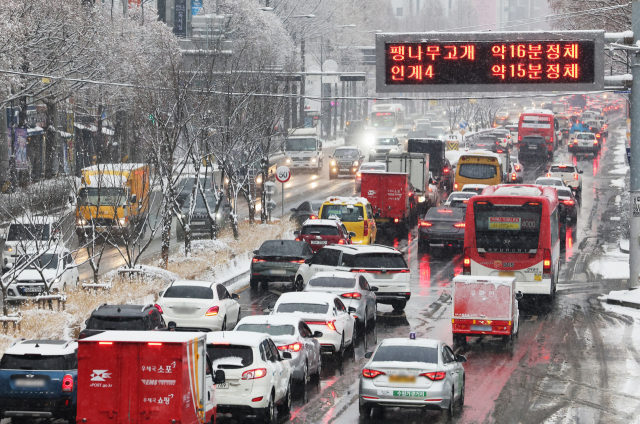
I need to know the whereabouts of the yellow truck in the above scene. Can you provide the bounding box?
[76,164,149,241]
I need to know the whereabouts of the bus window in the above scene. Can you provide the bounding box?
[371,112,396,129]
[473,204,542,253]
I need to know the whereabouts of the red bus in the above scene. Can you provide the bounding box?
[517,109,557,161]
[463,185,560,302]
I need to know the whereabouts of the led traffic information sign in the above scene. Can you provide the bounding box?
[376,31,604,93]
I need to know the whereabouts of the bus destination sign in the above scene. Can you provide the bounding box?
[375,31,604,93]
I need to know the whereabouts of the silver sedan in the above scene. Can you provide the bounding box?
[234,314,322,386]
[359,338,466,417]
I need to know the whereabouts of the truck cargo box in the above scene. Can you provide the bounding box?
[78,331,220,424]
[360,172,413,227]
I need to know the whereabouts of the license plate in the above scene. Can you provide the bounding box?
[310,240,327,245]
[339,169,349,172]
[470,325,492,332]
[529,146,537,150]
[191,222,207,226]
[393,390,426,397]
[269,269,287,275]
[498,271,514,277]
[15,379,45,388]
[216,382,229,389]
[24,287,42,293]
[389,375,416,383]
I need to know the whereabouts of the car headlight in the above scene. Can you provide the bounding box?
[3,245,12,252]
[256,177,262,184]
[47,277,61,285]
[353,161,359,166]
[118,217,127,226]
[286,158,291,164]
[331,160,336,166]
[77,218,87,226]
[311,157,317,163]
[418,196,426,203]
[216,213,222,218]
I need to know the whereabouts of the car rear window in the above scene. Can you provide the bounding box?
[0,354,77,370]
[236,324,295,336]
[556,188,572,197]
[320,204,365,222]
[549,166,575,173]
[576,133,595,140]
[7,224,51,241]
[207,345,253,369]
[163,286,213,299]
[86,317,145,331]
[301,226,340,236]
[277,303,329,314]
[341,253,407,269]
[373,346,438,364]
[258,240,309,256]
[425,208,464,219]
[308,277,356,288]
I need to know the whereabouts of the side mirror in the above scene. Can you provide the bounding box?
[364,352,373,359]
[158,291,164,297]
[304,258,312,265]
[214,370,226,385]
[370,286,379,292]
[455,354,467,363]
[579,170,583,174]
[348,307,357,314]
[253,250,259,255]
[349,231,356,238]
[231,293,239,300]
[282,352,292,359]
[294,231,300,236]
[168,321,177,330]
[374,211,380,219]
[130,194,137,204]
[313,331,323,338]
[290,208,298,212]
[515,291,523,300]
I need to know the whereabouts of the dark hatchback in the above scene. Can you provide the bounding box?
[519,135,549,161]
[418,206,466,250]
[555,186,578,225]
[176,191,230,241]
[250,240,314,289]
[79,304,165,339]
[290,200,325,227]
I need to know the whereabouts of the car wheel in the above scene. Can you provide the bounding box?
[313,356,322,380]
[236,309,241,327]
[250,277,259,289]
[447,387,456,416]
[335,334,345,358]
[221,317,227,331]
[278,380,292,415]
[459,377,465,407]
[453,334,467,350]
[262,392,275,424]
[350,323,357,348]
[363,307,368,330]
[359,401,372,417]
[392,301,406,312]
[295,276,304,292]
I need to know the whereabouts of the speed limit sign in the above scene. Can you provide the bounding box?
[276,166,291,183]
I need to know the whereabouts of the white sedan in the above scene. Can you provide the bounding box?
[235,314,322,385]
[155,280,241,331]
[273,292,356,358]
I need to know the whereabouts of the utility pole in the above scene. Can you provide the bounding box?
[299,40,306,127]
[9,100,16,191]
[630,0,640,285]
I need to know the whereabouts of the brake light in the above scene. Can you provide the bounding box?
[310,215,317,220]
[326,321,337,331]
[356,172,361,178]
[290,259,305,263]
[252,258,265,263]
[363,219,369,237]
[99,342,113,345]
[419,221,432,227]
[573,173,579,180]
[454,183,458,190]
[543,249,551,276]
[394,218,399,223]
[62,374,74,392]
[421,371,446,380]
[463,248,471,275]
[596,133,601,138]
[277,343,302,352]
[514,164,521,171]
[594,139,598,144]
[444,168,450,174]
[338,239,345,244]
[518,135,522,141]
[511,173,517,181]
[428,187,433,192]
[341,292,362,299]
[546,173,551,177]
[295,238,301,241]
[563,199,574,206]
[148,342,162,346]
[573,140,578,145]
[362,369,385,378]
[154,303,163,314]
[242,368,267,380]
[205,306,219,316]
[454,222,465,228]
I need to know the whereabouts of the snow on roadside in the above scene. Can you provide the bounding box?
[589,243,629,280]
[610,178,625,189]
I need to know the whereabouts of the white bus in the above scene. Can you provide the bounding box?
[369,103,405,132]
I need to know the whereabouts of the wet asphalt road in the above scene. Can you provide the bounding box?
[217,113,640,424]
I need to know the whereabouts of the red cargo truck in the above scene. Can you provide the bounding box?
[360,172,415,230]
[451,276,521,349]
[77,331,223,424]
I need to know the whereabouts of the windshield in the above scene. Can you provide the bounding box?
[236,324,295,336]
[334,149,359,159]
[86,317,145,331]
[474,204,542,252]
[341,253,408,269]
[550,165,576,173]
[0,354,76,371]
[373,346,438,363]
[277,303,329,314]
[180,193,216,212]
[163,286,213,299]
[308,277,356,288]
[320,205,364,222]
[258,240,309,256]
[79,188,127,206]
[178,177,212,194]
[7,224,51,241]
[458,163,498,180]
[286,138,317,152]
[576,133,595,140]
[207,345,253,369]
[16,253,59,270]
[375,138,397,146]
[536,179,562,186]
[371,112,396,128]
[301,226,340,236]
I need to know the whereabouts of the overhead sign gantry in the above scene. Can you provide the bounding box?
[375,31,605,93]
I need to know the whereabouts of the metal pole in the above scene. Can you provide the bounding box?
[281,183,284,219]
[9,100,16,190]
[630,0,640,285]
[299,40,306,127]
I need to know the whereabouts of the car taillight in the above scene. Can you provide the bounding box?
[341,292,362,299]
[419,221,432,227]
[543,249,551,276]
[454,183,458,190]
[428,187,433,192]
[574,173,579,180]
[278,343,302,352]
[295,238,301,241]
[252,258,265,263]
[463,248,471,275]
[454,222,465,228]
[362,369,385,378]
[62,374,74,392]
[518,135,522,141]
[326,321,337,331]
[596,133,601,138]
[594,139,598,144]
[421,371,446,380]
[310,215,317,220]
[363,220,369,236]
[546,173,551,177]
[573,140,578,145]
[356,172,361,178]
[338,239,345,244]
[563,199,574,206]
[511,173,516,181]
[205,306,219,316]
[394,218,399,223]
[242,368,267,380]
[290,259,305,263]
[444,168,450,174]
[514,164,521,171]
[154,303,163,314]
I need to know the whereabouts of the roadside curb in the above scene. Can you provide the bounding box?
[605,298,640,310]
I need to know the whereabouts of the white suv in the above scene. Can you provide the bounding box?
[294,245,411,311]
[206,331,293,422]
[546,164,583,200]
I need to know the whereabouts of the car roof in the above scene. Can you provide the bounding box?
[379,338,441,348]
[335,146,359,151]
[309,271,357,280]
[206,331,270,347]
[276,291,338,305]
[448,192,475,198]
[302,219,341,227]
[236,314,304,327]
[170,280,215,288]
[462,184,489,189]
[323,196,370,206]
[550,164,576,168]
[6,339,78,356]
[320,244,400,254]
[536,177,563,182]
[90,304,157,317]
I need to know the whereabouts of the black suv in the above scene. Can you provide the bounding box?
[79,304,165,339]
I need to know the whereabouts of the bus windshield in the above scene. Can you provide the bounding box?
[371,112,396,128]
[286,138,317,151]
[474,204,542,253]
[458,163,498,180]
